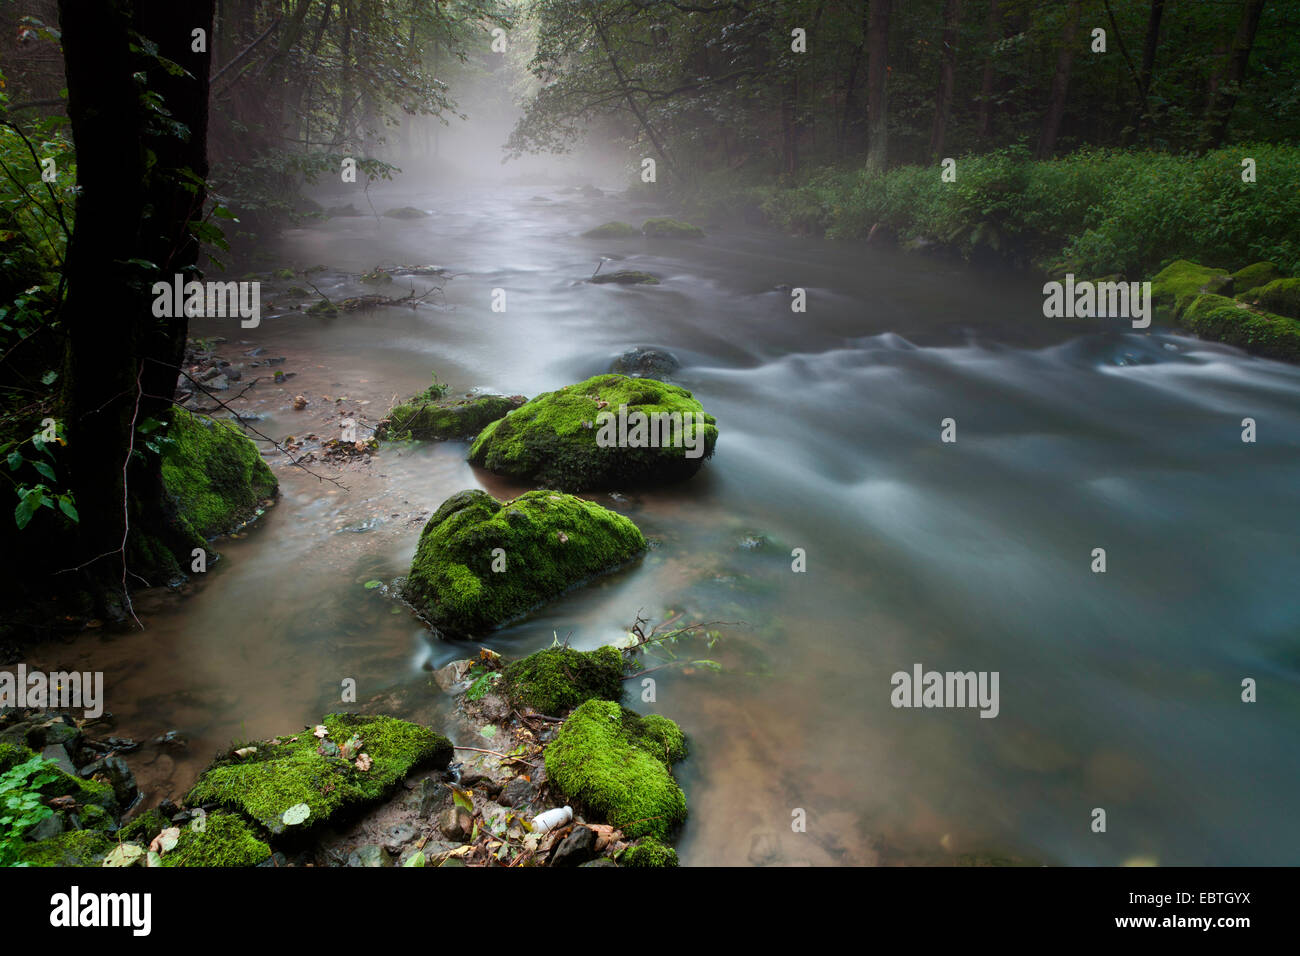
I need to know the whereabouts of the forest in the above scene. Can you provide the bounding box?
[0,0,1296,885]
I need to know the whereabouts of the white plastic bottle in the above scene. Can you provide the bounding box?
[531,805,573,833]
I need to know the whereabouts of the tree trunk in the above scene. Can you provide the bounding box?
[929,0,964,159]
[58,0,215,621]
[1036,0,1082,158]
[976,0,1000,140]
[865,0,891,171]
[1135,0,1165,137]
[1199,0,1267,153]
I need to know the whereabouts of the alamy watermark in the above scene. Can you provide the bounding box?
[1043,274,1151,329]
[152,274,261,328]
[0,664,103,719]
[594,404,706,458]
[890,663,999,718]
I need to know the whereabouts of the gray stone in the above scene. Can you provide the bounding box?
[551,825,598,867]
[498,776,536,809]
[347,845,391,867]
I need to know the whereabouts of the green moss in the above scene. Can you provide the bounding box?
[161,811,270,867]
[502,645,625,715]
[273,268,295,280]
[626,713,689,764]
[582,221,640,239]
[19,829,113,867]
[641,218,705,239]
[307,298,338,315]
[620,836,679,867]
[1151,260,1233,319]
[185,714,451,831]
[1232,262,1284,295]
[1180,293,1300,362]
[119,808,170,844]
[402,489,645,638]
[544,699,687,840]
[468,373,718,491]
[379,394,521,441]
[384,207,428,219]
[160,409,278,540]
[1246,277,1300,320]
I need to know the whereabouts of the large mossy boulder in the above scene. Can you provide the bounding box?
[1232,262,1285,296]
[502,645,625,715]
[641,218,705,239]
[402,489,645,638]
[1245,277,1300,321]
[467,373,718,491]
[379,393,524,441]
[19,829,114,867]
[160,409,277,540]
[185,714,452,833]
[1151,261,1233,319]
[544,699,688,840]
[1180,293,1300,362]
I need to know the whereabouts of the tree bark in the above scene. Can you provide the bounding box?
[976,0,1000,140]
[58,0,215,620]
[1199,0,1267,153]
[1036,0,1082,158]
[865,0,891,171]
[929,0,964,159]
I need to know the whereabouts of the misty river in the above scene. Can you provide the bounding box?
[27,179,1300,866]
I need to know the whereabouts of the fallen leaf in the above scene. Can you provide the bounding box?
[355,752,372,772]
[282,803,311,826]
[149,827,181,854]
[233,746,258,758]
[313,725,328,738]
[103,843,145,867]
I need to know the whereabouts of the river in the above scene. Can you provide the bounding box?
[26,180,1300,866]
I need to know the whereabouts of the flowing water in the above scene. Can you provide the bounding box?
[26,182,1300,866]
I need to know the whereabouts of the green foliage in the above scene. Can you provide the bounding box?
[620,836,679,868]
[0,753,59,867]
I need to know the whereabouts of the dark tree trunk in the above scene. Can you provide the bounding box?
[1135,0,1166,138]
[1199,0,1267,153]
[929,0,964,159]
[58,0,215,621]
[976,0,1000,140]
[1036,0,1082,158]
[865,0,891,171]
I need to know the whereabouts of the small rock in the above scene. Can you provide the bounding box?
[440,806,473,841]
[551,825,599,866]
[498,776,537,809]
[26,811,66,842]
[347,845,392,867]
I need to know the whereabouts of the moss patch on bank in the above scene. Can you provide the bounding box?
[582,221,640,239]
[19,828,114,866]
[641,218,704,239]
[1151,260,1233,319]
[1180,293,1300,362]
[161,812,271,867]
[1245,278,1300,320]
[402,489,645,638]
[185,713,452,832]
[502,645,625,715]
[545,699,688,840]
[160,409,277,540]
[620,836,679,867]
[468,373,718,490]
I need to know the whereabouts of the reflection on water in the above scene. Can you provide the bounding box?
[24,184,1300,865]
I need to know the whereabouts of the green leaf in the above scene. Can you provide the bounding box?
[40,370,57,385]
[281,803,311,826]
[403,851,426,867]
[363,580,383,589]
[15,488,44,530]
[6,451,21,471]
[58,497,78,523]
[32,461,55,482]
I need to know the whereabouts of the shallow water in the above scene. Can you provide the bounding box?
[26,182,1300,866]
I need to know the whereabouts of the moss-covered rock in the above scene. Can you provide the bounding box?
[468,373,718,491]
[1246,277,1300,320]
[620,836,679,867]
[502,645,625,715]
[383,207,428,219]
[1232,261,1284,295]
[185,714,452,832]
[582,221,640,239]
[544,699,688,840]
[160,409,277,541]
[1151,260,1233,319]
[589,270,660,285]
[1180,293,1300,362]
[160,811,271,867]
[641,218,705,239]
[118,808,170,844]
[19,828,113,866]
[402,489,645,638]
[379,393,523,441]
